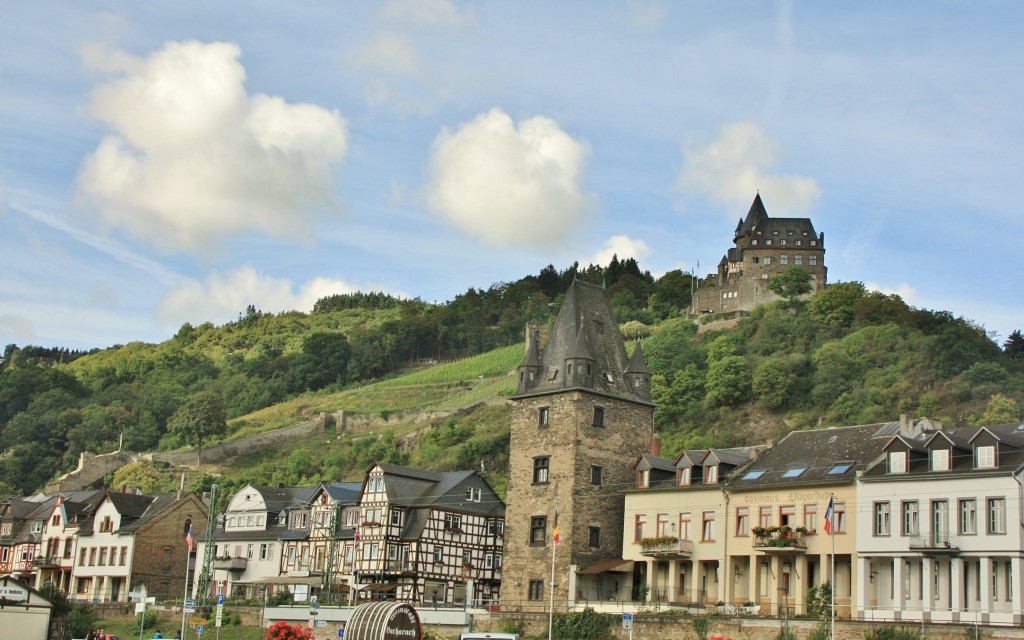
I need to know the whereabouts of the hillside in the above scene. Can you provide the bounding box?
[2,269,1023,497]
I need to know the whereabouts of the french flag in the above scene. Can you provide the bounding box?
[823,497,834,535]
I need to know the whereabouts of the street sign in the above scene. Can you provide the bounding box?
[309,611,319,616]
[185,599,197,607]
[184,608,197,614]
[215,609,223,628]
[192,618,208,625]
[316,621,328,628]
[217,594,225,606]
[622,613,633,630]
[135,602,145,614]
[197,625,204,635]
[338,630,345,638]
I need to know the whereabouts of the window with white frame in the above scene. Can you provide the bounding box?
[704,465,718,484]
[977,445,996,469]
[677,467,691,486]
[902,501,919,536]
[959,499,977,535]
[988,497,1006,534]
[932,449,949,471]
[888,450,907,474]
[874,502,891,536]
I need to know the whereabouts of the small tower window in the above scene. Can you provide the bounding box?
[538,407,550,427]
[593,407,605,428]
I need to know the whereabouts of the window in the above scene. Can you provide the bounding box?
[345,509,359,527]
[828,463,852,475]
[444,514,462,530]
[902,501,919,536]
[634,515,647,542]
[79,549,86,566]
[804,504,818,532]
[593,407,605,428]
[780,254,788,265]
[315,511,330,528]
[637,469,649,488]
[988,498,1006,534]
[742,470,766,480]
[530,516,547,545]
[656,514,670,537]
[291,512,308,529]
[781,240,787,246]
[99,516,112,533]
[833,502,847,533]
[259,544,270,560]
[677,467,691,486]
[888,451,907,474]
[783,467,806,478]
[932,449,950,471]
[533,457,550,484]
[588,526,601,548]
[488,520,504,536]
[247,544,254,559]
[678,513,691,540]
[485,553,494,569]
[590,465,603,486]
[780,505,796,527]
[977,445,996,469]
[88,548,96,566]
[736,508,749,536]
[764,257,772,265]
[794,255,803,265]
[462,550,472,565]
[528,580,544,600]
[391,508,404,525]
[701,512,716,542]
[959,499,977,535]
[759,506,773,528]
[809,255,817,265]
[538,407,550,427]
[874,502,891,536]
[704,465,718,484]
[432,547,443,564]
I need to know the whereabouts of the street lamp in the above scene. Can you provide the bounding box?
[778,585,790,640]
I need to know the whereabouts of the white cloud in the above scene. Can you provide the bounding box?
[677,120,820,215]
[77,40,349,254]
[378,0,475,27]
[583,235,653,267]
[346,32,422,75]
[0,313,35,343]
[866,281,917,305]
[425,108,596,249]
[156,266,405,326]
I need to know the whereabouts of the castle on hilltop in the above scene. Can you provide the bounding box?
[693,193,827,315]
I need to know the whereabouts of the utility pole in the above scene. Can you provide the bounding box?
[195,485,219,604]
[322,498,344,603]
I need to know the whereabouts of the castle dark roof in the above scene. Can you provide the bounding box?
[514,279,651,404]
[624,342,651,375]
[734,193,768,241]
[732,193,822,250]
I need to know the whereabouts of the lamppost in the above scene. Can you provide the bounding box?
[778,585,790,640]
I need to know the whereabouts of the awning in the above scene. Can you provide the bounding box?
[360,583,398,592]
[246,575,324,585]
[579,558,634,575]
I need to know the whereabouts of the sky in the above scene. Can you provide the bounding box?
[2,1,1022,351]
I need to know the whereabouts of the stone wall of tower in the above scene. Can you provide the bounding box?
[500,390,652,609]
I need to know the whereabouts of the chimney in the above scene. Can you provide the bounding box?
[650,434,661,457]
[899,414,911,437]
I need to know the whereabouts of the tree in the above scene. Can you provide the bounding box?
[167,390,227,465]
[807,281,866,327]
[705,355,750,406]
[768,265,813,304]
[975,394,1021,426]
[112,461,164,494]
[1003,330,1024,359]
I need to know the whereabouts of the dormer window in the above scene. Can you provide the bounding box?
[677,468,691,486]
[704,465,718,484]
[976,445,996,469]
[637,469,650,488]
[888,451,907,474]
[782,467,807,478]
[931,449,950,471]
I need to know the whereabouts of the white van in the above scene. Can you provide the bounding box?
[459,634,519,640]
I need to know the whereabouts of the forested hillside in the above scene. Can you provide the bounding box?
[1,260,1022,497]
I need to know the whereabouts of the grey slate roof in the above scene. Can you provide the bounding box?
[514,279,651,404]
[727,422,892,490]
[861,422,1024,479]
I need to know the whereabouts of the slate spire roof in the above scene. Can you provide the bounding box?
[514,279,651,404]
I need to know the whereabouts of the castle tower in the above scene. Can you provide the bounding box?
[501,279,654,608]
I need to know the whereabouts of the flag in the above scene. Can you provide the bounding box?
[552,525,560,544]
[355,525,361,545]
[185,524,195,552]
[823,497,834,535]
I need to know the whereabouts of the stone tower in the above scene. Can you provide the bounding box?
[501,279,654,608]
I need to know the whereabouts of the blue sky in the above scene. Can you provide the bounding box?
[2,1,1022,350]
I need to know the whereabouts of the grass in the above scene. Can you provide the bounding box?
[95,619,265,640]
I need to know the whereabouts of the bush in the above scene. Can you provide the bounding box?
[862,626,921,640]
[691,615,710,640]
[68,604,97,638]
[551,608,615,640]
[135,610,158,632]
[268,590,294,606]
[266,620,315,640]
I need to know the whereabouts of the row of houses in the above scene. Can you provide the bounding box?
[0,489,205,601]
[611,415,1024,626]
[199,463,505,607]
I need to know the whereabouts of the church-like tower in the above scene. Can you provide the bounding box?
[501,279,654,608]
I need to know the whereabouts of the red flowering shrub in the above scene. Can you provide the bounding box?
[265,620,315,640]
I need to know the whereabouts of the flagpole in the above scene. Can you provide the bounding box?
[180,544,190,640]
[829,493,835,640]
[548,510,558,640]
